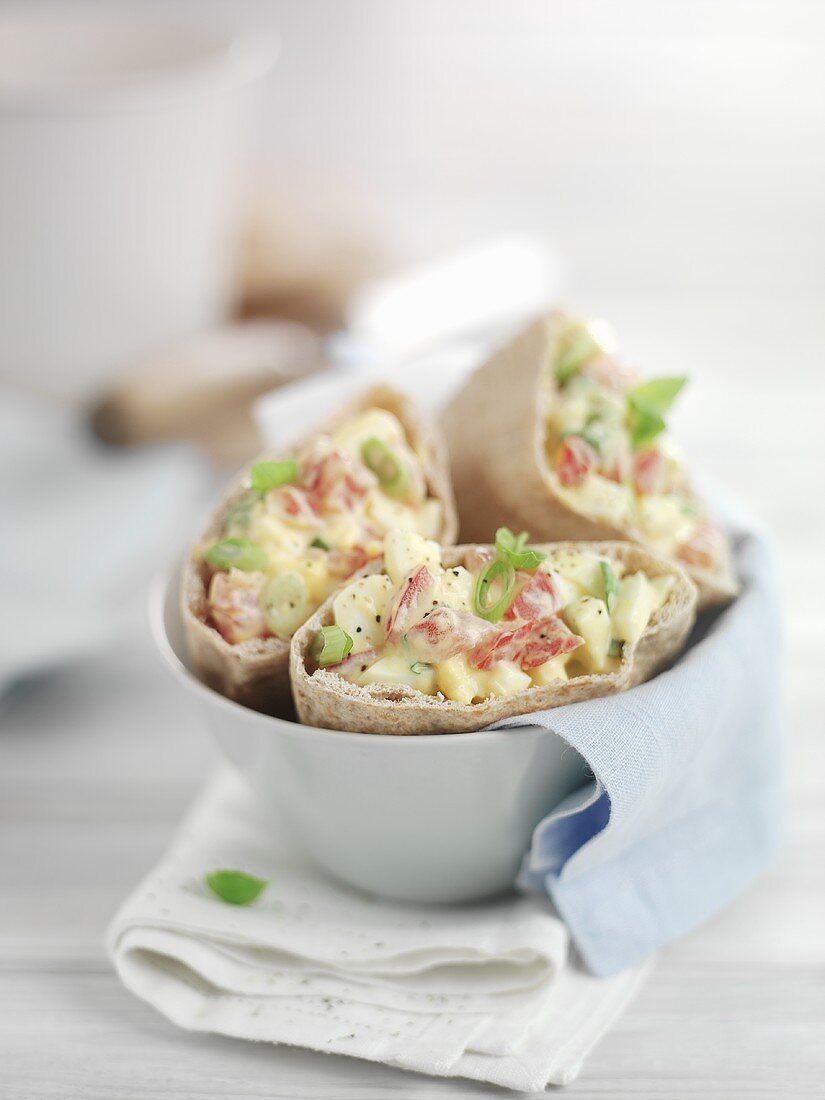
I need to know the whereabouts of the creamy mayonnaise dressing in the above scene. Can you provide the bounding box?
[313,529,673,705]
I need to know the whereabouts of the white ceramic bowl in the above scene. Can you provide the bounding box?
[0,8,274,398]
[150,568,589,904]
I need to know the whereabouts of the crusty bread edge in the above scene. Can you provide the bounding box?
[442,312,739,610]
[290,540,698,735]
[181,383,458,715]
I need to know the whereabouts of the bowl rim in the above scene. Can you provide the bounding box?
[149,566,542,748]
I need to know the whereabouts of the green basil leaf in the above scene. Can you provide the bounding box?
[495,527,547,571]
[310,536,331,551]
[410,661,432,675]
[205,869,268,906]
[630,377,687,415]
[250,459,299,493]
[628,398,666,450]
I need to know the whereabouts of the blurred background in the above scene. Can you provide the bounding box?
[1,1,823,1087]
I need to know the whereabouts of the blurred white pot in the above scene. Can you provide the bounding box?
[0,7,274,399]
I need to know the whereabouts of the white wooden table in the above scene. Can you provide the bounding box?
[2,290,823,1098]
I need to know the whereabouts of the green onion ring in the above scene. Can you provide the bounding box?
[361,437,410,499]
[473,558,516,622]
[310,625,354,667]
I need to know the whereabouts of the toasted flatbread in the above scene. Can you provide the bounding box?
[290,541,697,735]
[443,314,738,609]
[182,384,458,716]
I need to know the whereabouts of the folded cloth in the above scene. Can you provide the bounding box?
[513,524,783,976]
[108,768,648,1092]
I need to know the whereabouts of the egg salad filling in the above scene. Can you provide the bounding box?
[308,528,674,705]
[543,316,726,572]
[202,409,444,644]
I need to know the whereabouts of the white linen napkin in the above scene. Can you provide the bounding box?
[108,767,648,1092]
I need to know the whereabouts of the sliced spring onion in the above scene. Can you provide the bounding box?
[262,571,310,639]
[554,327,600,384]
[473,558,516,622]
[608,638,623,658]
[205,869,268,906]
[600,561,618,614]
[249,458,299,493]
[310,536,331,551]
[410,661,432,675]
[495,527,547,571]
[204,538,268,572]
[361,437,410,499]
[310,624,353,667]
[223,491,258,537]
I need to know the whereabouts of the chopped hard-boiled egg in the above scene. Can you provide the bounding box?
[357,654,437,694]
[530,654,570,686]
[383,529,441,586]
[563,596,611,672]
[330,408,405,454]
[332,574,394,654]
[555,474,634,528]
[611,571,666,645]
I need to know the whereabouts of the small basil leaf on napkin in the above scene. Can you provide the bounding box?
[205,869,268,906]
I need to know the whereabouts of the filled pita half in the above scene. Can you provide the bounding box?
[291,529,697,735]
[443,311,738,609]
[182,384,458,716]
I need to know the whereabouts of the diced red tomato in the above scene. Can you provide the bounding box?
[677,519,723,571]
[266,486,320,527]
[557,435,599,487]
[405,608,496,662]
[504,570,563,621]
[327,546,370,579]
[384,565,438,641]
[300,446,376,514]
[469,617,583,671]
[208,569,267,644]
[632,448,666,495]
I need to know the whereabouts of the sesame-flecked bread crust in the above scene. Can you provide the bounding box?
[182,384,458,716]
[290,541,698,735]
[442,313,739,610]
